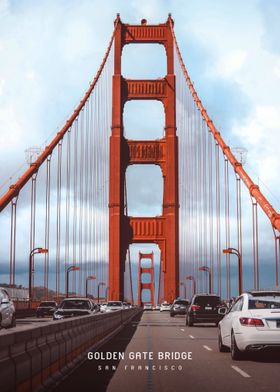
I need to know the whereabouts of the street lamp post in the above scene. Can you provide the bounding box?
[66,266,80,298]
[198,266,212,294]
[97,282,106,303]
[105,286,110,301]
[179,282,186,299]
[29,247,48,305]
[223,248,243,295]
[186,275,196,296]
[85,275,96,298]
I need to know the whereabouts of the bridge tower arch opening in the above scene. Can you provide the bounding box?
[109,16,179,303]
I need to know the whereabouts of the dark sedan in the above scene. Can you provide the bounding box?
[36,301,57,317]
[53,298,99,320]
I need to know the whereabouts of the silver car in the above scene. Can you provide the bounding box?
[0,287,16,329]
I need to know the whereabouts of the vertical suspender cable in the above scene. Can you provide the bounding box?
[273,229,280,287]
[9,197,18,287]
[215,143,221,296]
[79,109,85,295]
[208,131,214,292]
[65,129,71,293]
[251,197,259,289]
[56,141,62,299]
[30,173,38,294]
[72,120,78,294]
[224,157,230,300]
[44,156,51,299]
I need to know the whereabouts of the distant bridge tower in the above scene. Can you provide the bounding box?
[137,252,155,306]
[109,16,179,302]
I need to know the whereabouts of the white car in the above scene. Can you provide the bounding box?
[160,302,171,312]
[143,303,153,311]
[218,291,280,359]
[105,301,124,312]
[100,303,107,313]
[0,287,16,329]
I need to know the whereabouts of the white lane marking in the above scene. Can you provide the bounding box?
[203,345,212,351]
[231,366,251,378]
[189,334,195,339]
[180,328,185,332]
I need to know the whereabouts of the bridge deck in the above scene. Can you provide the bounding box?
[53,311,278,392]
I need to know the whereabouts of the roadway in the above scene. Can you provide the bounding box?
[52,310,280,392]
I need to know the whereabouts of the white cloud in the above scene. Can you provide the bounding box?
[233,105,280,198]
[210,50,248,78]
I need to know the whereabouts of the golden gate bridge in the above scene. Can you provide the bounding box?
[0,15,279,307]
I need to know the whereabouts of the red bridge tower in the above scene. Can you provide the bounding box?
[109,16,179,303]
[137,252,155,306]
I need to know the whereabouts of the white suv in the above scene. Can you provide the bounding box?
[0,287,16,329]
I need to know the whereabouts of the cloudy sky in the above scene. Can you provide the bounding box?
[0,0,280,297]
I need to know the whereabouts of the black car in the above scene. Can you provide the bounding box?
[53,298,99,320]
[170,299,189,317]
[186,294,224,326]
[36,301,57,317]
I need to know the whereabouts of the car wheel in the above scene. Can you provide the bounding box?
[170,313,174,317]
[231,331,243,360]
[187,315,193,326]
[218,329,229,352]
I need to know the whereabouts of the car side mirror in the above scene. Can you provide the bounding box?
[218,307,227,315]
[1,298,9,305]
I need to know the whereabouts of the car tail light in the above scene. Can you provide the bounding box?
[191,305,201,311]
[239,317,264,327]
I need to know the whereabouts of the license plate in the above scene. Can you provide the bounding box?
[205,306,212,310]
[277,320,280,328]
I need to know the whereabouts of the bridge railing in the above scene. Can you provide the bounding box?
[0,306,141,392]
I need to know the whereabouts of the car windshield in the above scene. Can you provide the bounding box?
[61,300,90,310]
[107,301,122,307]
[194,296,221,306]
[39,302,56,307]
[174,300,188,305]
[248,295,280,309]
[161,303,170,306]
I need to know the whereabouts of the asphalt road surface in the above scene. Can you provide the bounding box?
[52,311,280,392]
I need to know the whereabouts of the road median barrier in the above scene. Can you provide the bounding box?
[0,307,142,392]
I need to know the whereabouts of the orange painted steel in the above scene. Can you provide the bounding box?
[170,20,280,232]
[0,19,119,213]
[109,16,179,302]
[137,252,155,306]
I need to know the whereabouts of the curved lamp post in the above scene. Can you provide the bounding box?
[105,286,110,301]
[179,281,186,299]
[85,275,96,298]
[29,247,48,305]
[186,275,196,296]
[97,282,106,303]
[223,248,243,295]
[66,265,80,298]
[198,266,212,294]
